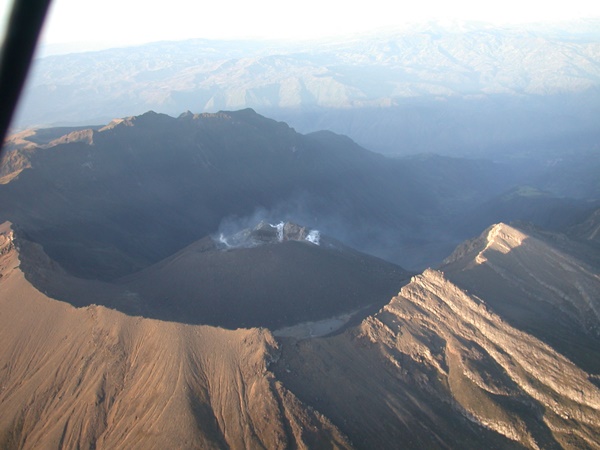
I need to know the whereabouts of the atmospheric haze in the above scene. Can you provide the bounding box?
[0,2,599,449]
[32,0,600,55]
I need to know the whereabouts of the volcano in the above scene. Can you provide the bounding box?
[1,109,599,449]
[117,221,410,329]
[10,219,410,330]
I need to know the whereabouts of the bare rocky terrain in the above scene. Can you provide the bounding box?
[1,109,599,448]
[0,222,351,449]
[272,220,600,449]
[1,215,599,448]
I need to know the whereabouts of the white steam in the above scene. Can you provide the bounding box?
[213,218,322,250]
[305,229,320,245]
[270,222,285,242]
[218,233,232,248]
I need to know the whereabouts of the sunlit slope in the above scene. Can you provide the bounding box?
[274,223,600,449]
[2,217,600,448]
[0,223,350,449]
[442,222,600,373]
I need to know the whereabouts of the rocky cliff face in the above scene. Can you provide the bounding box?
[368,268,600,446]
[272,223,600,449]
[442,222,600,373]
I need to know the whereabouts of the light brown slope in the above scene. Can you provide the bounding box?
[442,222,600,373]
[0,222,350,449]
[0,130,37,183]
[377,269,600,447]
[274,247,600,448]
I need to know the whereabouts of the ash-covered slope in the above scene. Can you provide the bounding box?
[2,217,600,448]
[272,222,600,449]
[442,222,600,373]
[119,221,410,329]
[0,222,351,449]
[10,219,409,329]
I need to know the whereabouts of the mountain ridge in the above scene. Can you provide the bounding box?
[2,215,600,448]
[15,21,600,159]
[272,221,600,448]
[442,221,600,374]
[1,108,527,276]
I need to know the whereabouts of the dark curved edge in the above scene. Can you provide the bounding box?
[0,0,52,148]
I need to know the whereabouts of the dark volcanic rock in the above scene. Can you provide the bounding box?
[12,219,410,329]
[118,222,410,329]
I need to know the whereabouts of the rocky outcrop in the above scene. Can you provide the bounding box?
[272,265,600,449]
[48,129,95,146]
[273,223,600,449]
[369,269,600,446]
[442,223,600,372]
[215,221,321,248]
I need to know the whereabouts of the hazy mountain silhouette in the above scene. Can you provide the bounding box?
[17,21,600,160]
[1,109,599,448]
[0,108,526,276]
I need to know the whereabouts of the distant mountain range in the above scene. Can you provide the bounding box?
[14,20,600,157]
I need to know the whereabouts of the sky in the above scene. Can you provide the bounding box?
[2,0,600,55]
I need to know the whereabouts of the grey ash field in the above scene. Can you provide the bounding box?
[0,109,599,449]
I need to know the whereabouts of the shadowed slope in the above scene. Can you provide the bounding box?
[0,109,516,276]
[119,223,410,329]
[12,220,409,329]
